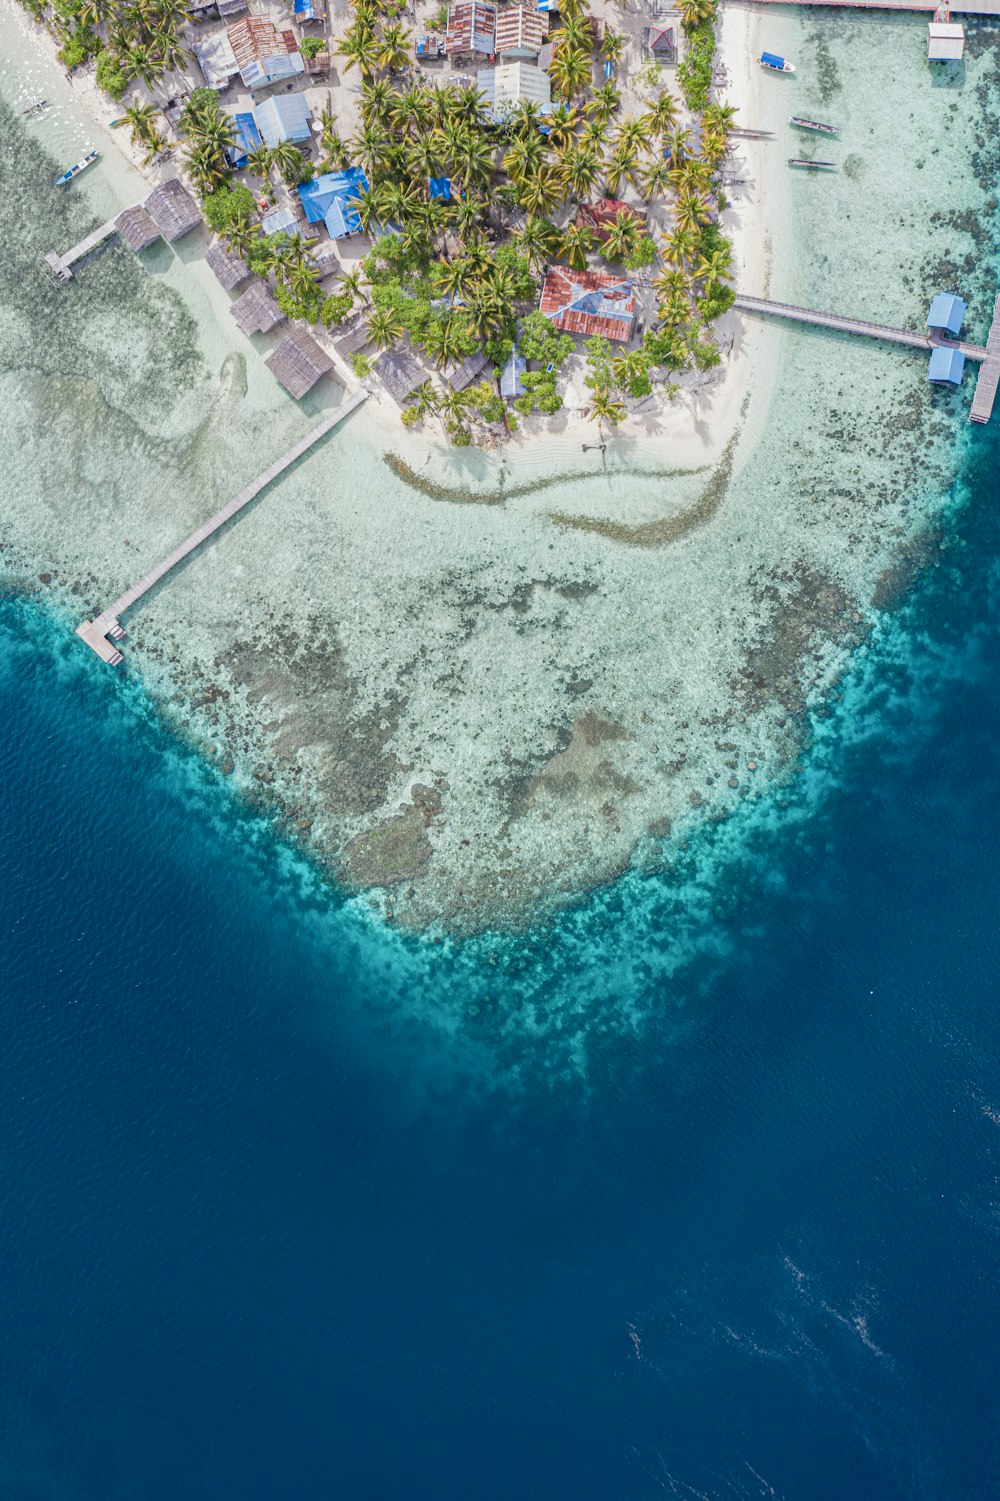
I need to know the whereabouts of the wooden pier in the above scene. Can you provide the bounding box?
[749,0,1000,12]
[43,216,121,284]
[76,389,368,665]
[734,293,1000,422]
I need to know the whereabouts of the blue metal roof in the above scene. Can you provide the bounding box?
[260,204,298,236]
[254,93,313,146]
[297,167,369,236]
[927,292,966,337]
[928,346,965,385]
[224,110,262,168]
[429,176,451,200]
[500,346,526,397]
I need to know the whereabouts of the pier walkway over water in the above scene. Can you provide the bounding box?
[43,217,121,284]
[734,293,1000,423]
[77,390,368,665]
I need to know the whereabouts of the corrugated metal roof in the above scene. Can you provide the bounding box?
[539,265,635,342]
[254,93,313,146]
[500,346,526,397]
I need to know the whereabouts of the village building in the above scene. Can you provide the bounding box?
[539,265,636,342]
[298,168,369,239]
[230,281,287,336]
[445,1,497,59]
[477,61,552,119]
[500,345,527,399]
[927,20,964,58]
[224,112,262,169]
[254,94,313,147]
[642,23,676,62]
[115,205,160,253]
[575,200,648,242]
[227,16,304,89]
[334,322,372,359]
[205,239,251,291]
[265,328,335,397]
[145,179,202,242]
[193,30,239,88]
[441,350,491,391]
[260,204,300,237]
[189,0,246,19]
[494,3,547,59]
[374,344,425,406]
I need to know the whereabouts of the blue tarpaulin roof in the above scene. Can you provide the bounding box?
[224,110,262,168]
[928,346,965,384]
[760,51,785,66]
[927,292,966,337]
[254,93,313,146]
[429,176,451,200]
[293,0,314,14]
[297,167,368,236]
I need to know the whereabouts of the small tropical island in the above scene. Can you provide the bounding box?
[21,0,739,445]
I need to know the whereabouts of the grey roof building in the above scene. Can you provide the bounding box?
[145,179,202,242]
[205,239,251,291]
[265,328,335,397]
[374,343,425,406]
[229,280,286,336]
[442,349,491,391]
[334,322,372,358]
[115,205,160,252]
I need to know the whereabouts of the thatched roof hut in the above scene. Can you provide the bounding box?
[229,281,286,336]
[374,343,424,406]
[442,350,490,391]
[265,328,334,398]
[205,239,250,291]
[145,179,202,242]
[334,322,371,358]
[115,205,160,252]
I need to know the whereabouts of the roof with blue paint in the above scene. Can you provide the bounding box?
[928,346,965,384]
[927,292,966,336]
[297,167,369,237]
[254,93,313,146]
[293,0,314,15]
[500,346,526,397]
[224,110,262,167]
[260,204,299,236]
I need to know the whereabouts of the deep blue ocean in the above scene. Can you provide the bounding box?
[4,440,1000,1498]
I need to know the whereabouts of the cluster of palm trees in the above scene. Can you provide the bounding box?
[122,98,168,163]
[336,0,411,79]
[178,91,238,194]
[80,0,190,90]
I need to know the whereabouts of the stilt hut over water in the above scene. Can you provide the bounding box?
[230,280,286,336]
[265,328,335,397]
[115,205,160,253]
[145,179,202,242]
[206,239,251,291]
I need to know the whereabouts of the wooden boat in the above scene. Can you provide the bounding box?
[760,51,795,73]
[54,149,99,186]
[109,116,128,128]
[790,115,838,133]
[788,158,837,169]
[21,98,47,115]
[731,128,775,139]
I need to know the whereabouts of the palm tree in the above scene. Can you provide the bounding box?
[559,222,594,270]
[393,84,435,136]
[438,383,474,426]
[224,216,261,261]
[604,144,638,195]
[246,142,274,188]
[644,90,678,136]
[602,209,640,263]
[453,83,487,126]
[141,127,169,165]
[360,78,394,124]
[679,0,714,26]
[337,25,378,76]
[368,305,405,349]
[703,101,738,136]
[663,126,691,169]
[407,135,443,180]
[660,227,699,268]
[515,216,559,269]
[556,14,593,51]
[379,179,422,223]
[424,313,471,368]
[453,195,484,240]
[549,41,591,101]
[587,81,620,125]
[432,256,474,299]
[153,26,188,76]
[351,123,390,176]
[503,133,545,182]
[336,269,369,308]
[185,140,227,193]
[507,98,545,138]
[694,245,732,294]
[613,115,654,158]
[601,30,625,63]
[406,379,440,420]
[124,99,158,146]
[657,290,691,327]
[518,164,566,218]
[587,383,625,429]
[642,158,672,201]
[563,145,603,202]
[452,133,495,192]
[611,349,647,391]
[378,22,411,73]
[270,140,307,185]
[674,192,710,234]
[546,103,579,151]
[349,184,382,233]
[653,265,690,300]
[127,43,166,88]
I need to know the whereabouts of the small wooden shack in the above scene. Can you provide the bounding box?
[115,205,160,253]
[229,280,286,335]
[334,322,372,359]
[205,239,251,291]
[374,343,425,406]
[265,328,334,397]
[442,349,490,391]
[145,179,202,242]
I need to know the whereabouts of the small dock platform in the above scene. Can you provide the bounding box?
[43,216,121,283]
[76,388,368,664]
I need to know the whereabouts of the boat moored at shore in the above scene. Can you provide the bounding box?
[54,149,99,186]
[788,157,837,169]
[760,51,795,72]
[790,115,838,132]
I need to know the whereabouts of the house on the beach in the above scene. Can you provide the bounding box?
[227,16,304,88]
[539,265,636,341]
[442,350,491,391]
[230,281,287,336]
[500,345,527,399]
[265,328,334,397]
[224,111,262,168]
[115,205,160,253]
[254,94,313,146]
[298,168,369,239]
[260,204,300,237]
[642,23,676,62]
[145,179,202,242]
[206,239,251,291]
[194,30,240,87]
[374,343,425,405]
[575,200,647,243]
[494,3,547,59]
[445,1,497,59]
[927,293,966,337]
[477,61,552,119]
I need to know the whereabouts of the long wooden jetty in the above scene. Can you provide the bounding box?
[749,0,1000,11]
[43,216,121,284]
[734,293,1000,422]
[76,389,368,665]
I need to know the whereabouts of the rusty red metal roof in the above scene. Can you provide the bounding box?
[539,265,636,342]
